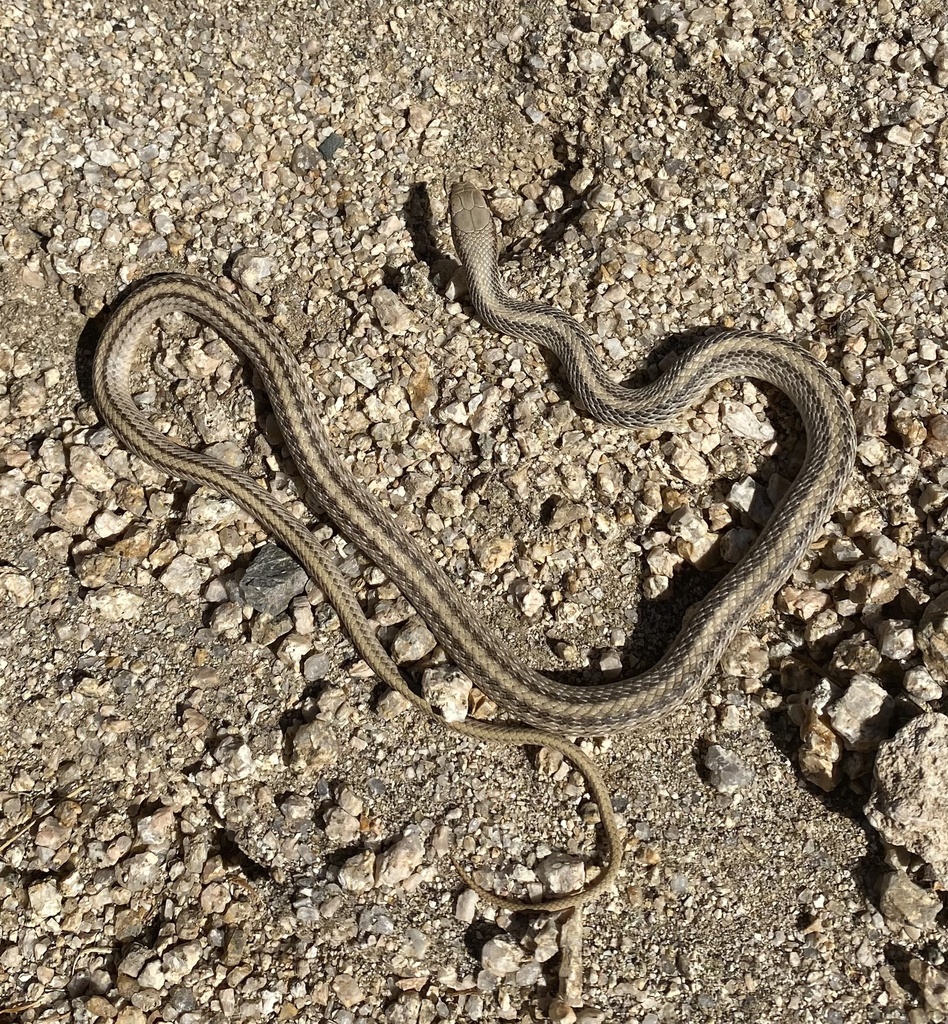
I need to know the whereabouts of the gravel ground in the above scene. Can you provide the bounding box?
[2,1,948,1022]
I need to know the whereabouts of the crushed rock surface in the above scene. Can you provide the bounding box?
[1,1,947,1022]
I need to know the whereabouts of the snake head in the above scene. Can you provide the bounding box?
[450,181,495,237]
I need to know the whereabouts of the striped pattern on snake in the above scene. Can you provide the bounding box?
[92,181,855,911]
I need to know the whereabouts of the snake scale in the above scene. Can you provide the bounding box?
[93,181,856,911]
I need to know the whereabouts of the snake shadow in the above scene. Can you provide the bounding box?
[74,297,112,407]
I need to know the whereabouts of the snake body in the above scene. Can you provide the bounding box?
[93,181,855,910]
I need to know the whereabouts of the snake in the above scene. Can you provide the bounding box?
[92,181,856,912]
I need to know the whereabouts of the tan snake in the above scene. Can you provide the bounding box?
[92,181,856,911]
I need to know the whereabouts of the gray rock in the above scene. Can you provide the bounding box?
[291,719,339,772]
[480,936,524,976]
[239,542,308,615]
[918,592,948,682]
[455,888,478,924]
[28,879,61,918]
[375,832,424,887]
[726,476,772,524]
[290,143,320,174]
[705,744,755,795]
[557,907,585,1008]
[131,232,167,262]
[86,584,145,621]
[371,286,414,336]
[535,853,586,895]
[324,807,360,844]
[317,132,345,161]
[909,959,948,1014]
[865,714,948,883]
[877,870,940,934]
[392,620,437,663]
[827,675,894,751]
[904,665,942,703]
[875,618,915,661]
[136,807,176,847]
[68,445,115,491]
[798,683,843,792]
[331,973,364,1008]
[160,553,205,595]
[213,735,256,780]
[232,252,275,295]
[422,666,471,723]
[338,850,376,893]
